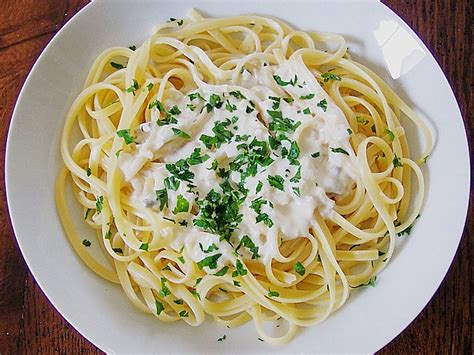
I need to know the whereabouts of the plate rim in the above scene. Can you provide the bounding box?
[5,0,471,353]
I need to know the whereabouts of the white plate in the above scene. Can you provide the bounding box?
[6,0,470,353]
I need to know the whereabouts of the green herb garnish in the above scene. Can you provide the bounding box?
[321,72,341,82]
[267,288,279,297]
[317,99,328,112]
[300,93,315,100]
[116,129,135,145]
[267,175,284,191]
[330,147,349,155]
[173,195,189,214]
[126,79,139,94]
[155,300,164,315]
[197,253,222,270]
[294,262,305,276]
[214,266,229,276]
[110,62,124,69]
[96,196,104,213]
[172,128,191,139]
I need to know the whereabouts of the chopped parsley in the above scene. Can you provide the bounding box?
[330,147,349,156]
[126,79,139,94]
[173,195,189,214]
[299,93,315,100]
[214,266,229,276]
[164,176,180,191]
[172,128,191,139]
[178,256,185,264]
[229,90,247,100]
[256,181,263,193]
[188,92,204,101]
[317,99,328,112]
[86,168,92,176]
[321,72,341,82]
[82,239,91,247]
[225,100,237,112]
[311,152,320,158]
[149,99,164,111]
[267,175,284,191]
[267,288,279,298]
[292,187,300,196]
[84,208,92,220]
[384,128,395,141]
[173,299,184,305]
[129,45,137,51]
[112,247,123,254]
[155,188,168,210]
[397,224,413,237]
[205,93,223,112]
[199,243,219,253]
[393,154,403,168]
[96,196,104,213]
[267,110,301,133]
[196,253,222,270]
[116,129,135,144]
[289,166,301,183]
[347,128,353,135]
[217,335,227,342]
[139,243,149,251]
[193,187,243,242]
[233,259,248,276]
[169,105,181,115]
[356,116,368,125]
[159,277,171,297]
[146,82,154,91]
[236,235,260,259]
[179,310,189,318]
[273,74,297,87]
[303,107,311,115]
[166,159,194,183]
[294,262,305,276]
[155,300,164,315]
[200,119,235,149]
[110,61,124,69]
[187,148,210,166]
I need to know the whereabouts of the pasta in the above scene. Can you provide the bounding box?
[56,10,432,344]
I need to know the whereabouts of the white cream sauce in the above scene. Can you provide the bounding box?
[118,59,357,269]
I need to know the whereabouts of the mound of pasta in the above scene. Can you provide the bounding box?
[57,10,432,344]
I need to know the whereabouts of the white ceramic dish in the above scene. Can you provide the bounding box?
[6,0,470,353]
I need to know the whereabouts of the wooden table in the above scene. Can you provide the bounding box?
[0,0,471,353]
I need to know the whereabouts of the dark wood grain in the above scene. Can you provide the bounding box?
[0,0,471,353]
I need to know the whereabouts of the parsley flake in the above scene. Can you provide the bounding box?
[317,99,328,112]
[267,175,284,191]
[321,72,341,82]
[267,288,279,298]
[173,195,189,214]
[116,129,135,145]
[197,253,222,270]
[110,62,124,70]
[126,79,139,94]
[330,147,349,156]
[172,128,191,139]
[294,262,305,276]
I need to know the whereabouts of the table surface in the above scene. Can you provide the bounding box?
[0,0,472,353]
